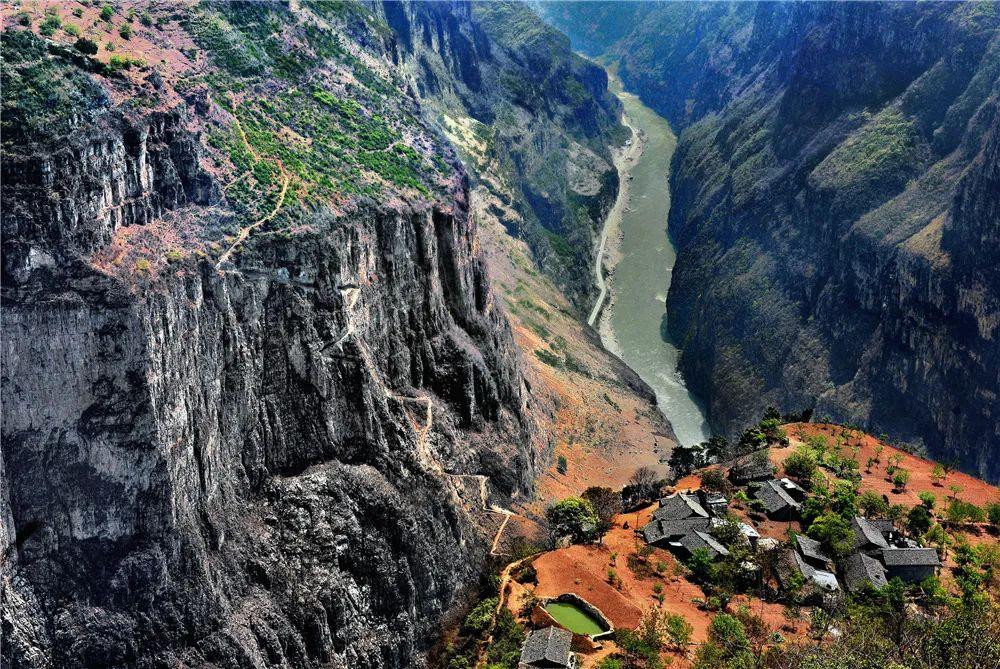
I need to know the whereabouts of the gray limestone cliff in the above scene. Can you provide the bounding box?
[1,9,534,668]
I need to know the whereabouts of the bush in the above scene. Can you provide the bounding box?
[140,12,153,27]
[64,23,81,37]
[859,490,889,517]
[700,468,728,492]
[919,491,937,510]
[119,23,133,40]
[461,597,498,635]
[74,37,99,55]
[100,5,114,21]
[556,455,568,474]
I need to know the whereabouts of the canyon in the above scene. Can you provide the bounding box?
[542,0,1000,482]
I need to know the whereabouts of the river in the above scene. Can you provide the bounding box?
[592,75,711,447]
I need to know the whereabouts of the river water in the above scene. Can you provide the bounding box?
[596,78,711,447]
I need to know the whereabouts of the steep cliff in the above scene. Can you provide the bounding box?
[1,4,535,667]
[541,1,1000,481]
[384,0,627,307]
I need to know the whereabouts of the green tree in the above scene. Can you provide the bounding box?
[699,468,728,492]
[686,547,716,583]
[907,505,932,536]
[546,497,597,544]
[918,491,937,510]
[582,486,622,543]
[807,512,854,558]
[859,490,889,517]
[664,613,693,652]
[784,445,817,480]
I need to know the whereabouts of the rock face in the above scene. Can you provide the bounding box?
[542,1,1000,481]
[1,7,535,667]
[384,0,626,307]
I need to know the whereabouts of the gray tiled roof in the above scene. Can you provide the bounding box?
[880,547,941,567]
[794,534,831,564]
[678,530,730,558]
[852,517,890,550]
[792,550,839,591]
[730,457,775,482]
[754,480,801,514]
[844,552,888,592]
[653,493,709,521]
[641,517,711,544]
[520,626,573,667]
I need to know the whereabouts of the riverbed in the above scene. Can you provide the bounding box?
[593,75,711,447]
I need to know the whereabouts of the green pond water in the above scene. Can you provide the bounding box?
[543,602,606,636]
[600,74,711,447]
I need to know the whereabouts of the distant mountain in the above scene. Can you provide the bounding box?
[540,1,1000,481]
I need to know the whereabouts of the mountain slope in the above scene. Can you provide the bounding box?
[0,3,539,667]
[541,1,1000,482]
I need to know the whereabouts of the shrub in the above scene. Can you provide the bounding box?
[140,12,153,27]
[461,597,498,635]
[74,37,99,55]
[40,14,62,36]
[555,455,568,474]
[919,491,937,510]
[63,23,81,37]
[134,258,151,272]
[807,512,854,558]
[892,469,910,491]
[100,5,114,21]
[987,502,1000,528]
[700,468,728,492]
[119,23,133,40]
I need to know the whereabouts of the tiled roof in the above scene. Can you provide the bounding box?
[754,480,801,514]
[844,552,888,592]
[678,530,730,558]
[641,517,711,544]
[653,493,709,521]
[792,550,839,591]
[794,534,831,564]
[729,458,774,482]
[880,547,941,567]
[852,517,890,550]
[520,626,573,667]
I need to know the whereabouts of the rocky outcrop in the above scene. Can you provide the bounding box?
[2,12,533,669]
[542,1,1000,480]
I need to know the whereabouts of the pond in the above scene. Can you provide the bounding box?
[543,602,607,636]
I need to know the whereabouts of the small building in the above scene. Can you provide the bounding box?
[879,548,940,583]
[851,517,891,554]
[794,534,832,570]
[676,530,730,561]
[641,517,711,547]
[753,480,801,520]
[729,457,775,485]
[777,477,808,502]
[699,490,729,516]
[778,549,840,598]
[843,552,888,593]
[792,550,840,592]
[519,626,576,669]
[653,492,709,522]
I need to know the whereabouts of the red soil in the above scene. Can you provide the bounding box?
[781,423,999,508]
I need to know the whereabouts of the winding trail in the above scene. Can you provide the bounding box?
[216,109,291,270]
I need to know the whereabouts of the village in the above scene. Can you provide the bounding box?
[438,419,1000,669]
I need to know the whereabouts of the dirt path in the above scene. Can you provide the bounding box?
[216,104,291,270]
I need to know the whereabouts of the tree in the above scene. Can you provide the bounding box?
[918,491,937,510]
[784,446,817,480]
[582,486,621,543]
[686,548,716,583]
[664,613,693,652]
[737,426,767,453]
[892,469,910,491]
[908,505,932,536]
[931,463,946,486]
[546,498,597,544]
[807,512,854,558]
[987,502,1000,528]
[556,455,568,474]
[699,468,728,492]
[74,37,99,55]
[859,490,889,517]
[707,614,750,658]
